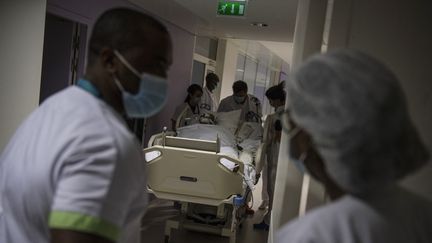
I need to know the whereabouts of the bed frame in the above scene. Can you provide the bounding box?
[144,129,249,243]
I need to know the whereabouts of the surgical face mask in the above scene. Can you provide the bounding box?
[290,153,307,173]
[288,126,307,173]
[207,82,217,91]
[234,95,246,104]
[190,96,201,105]
[113,50,168,118]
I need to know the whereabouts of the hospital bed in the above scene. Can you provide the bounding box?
[144,125,262,243]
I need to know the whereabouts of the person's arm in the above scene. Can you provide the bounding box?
[255,118,272,175]
[252,95,262,118]
[217,98,227,112]
[49,126,146,243]
[257,101,263,118]
[51,229,113,243]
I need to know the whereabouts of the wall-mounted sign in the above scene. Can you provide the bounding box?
[217,1,246,17]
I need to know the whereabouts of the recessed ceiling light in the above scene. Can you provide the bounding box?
[251,22,268,27]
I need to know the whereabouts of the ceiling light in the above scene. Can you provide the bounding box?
[251,22,268,27]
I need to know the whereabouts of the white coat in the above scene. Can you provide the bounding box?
[0,86,147,243]
[172,103,202,129]
[200,86,219,113]
[277,186,432,243]
[258,106,283,223]
[217,94,262,123]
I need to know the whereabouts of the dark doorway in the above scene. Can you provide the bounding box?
[39,13,87,104]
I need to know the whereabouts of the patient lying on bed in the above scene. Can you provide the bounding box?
[176,109,263,189]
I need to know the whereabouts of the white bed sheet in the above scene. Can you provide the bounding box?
[177,124,236,147]
[177,124,258,189]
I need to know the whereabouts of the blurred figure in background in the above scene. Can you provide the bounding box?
[277,50,432,243]
[172,84,203,130]
[218,80,262,124]
[254,82,286,231]
[200,72,220,113]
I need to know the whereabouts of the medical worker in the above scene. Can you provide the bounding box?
[172,84,203,130]
[254,82,286,230]
[0,8,172,243]
[277,50,432,243]
[218,80,262,123]
[200,72,220,113]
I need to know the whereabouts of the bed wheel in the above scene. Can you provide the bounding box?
[164,235,170,243]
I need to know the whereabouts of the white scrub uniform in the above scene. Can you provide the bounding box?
[200,86,218,113]
[259,106,284,223]
[218,94,262,123]
[277,186,432,243]
[0,86,147,243]
[172,103,201,129]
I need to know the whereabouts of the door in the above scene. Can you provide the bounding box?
[39,13,87,104]
[191,53,216,86]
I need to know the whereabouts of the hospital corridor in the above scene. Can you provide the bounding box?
[1,0,432,243]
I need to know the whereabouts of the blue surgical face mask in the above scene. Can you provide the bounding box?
[113,50,168,118]
[234,95,246,104]
[190,96,201,106]
[290,153,307,173]
[288,126,308,173]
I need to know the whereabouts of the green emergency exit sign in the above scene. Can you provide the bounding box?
[217,1,246,16]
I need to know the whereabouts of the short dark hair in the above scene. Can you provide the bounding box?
[232,80,248,94]
[205,73,219,83]
[185,84,203,102]
[88,8,168,65]
[265,81,286,101]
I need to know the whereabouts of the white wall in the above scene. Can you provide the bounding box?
[328,0,432,200]
[217,39,293,103]
[259,41,294,65]
[217,39,239,100]
[0,0,47,151]
[270,1,328,241]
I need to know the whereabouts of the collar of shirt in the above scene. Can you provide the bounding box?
[77,79,102,99]
[276,106,284,113]
[205,86,212,94]
[205,86,217,102]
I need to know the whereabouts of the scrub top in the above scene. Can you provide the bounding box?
[0,85,147,243]
[172,103,201,128]
[218,94,262,123]
[200,86,219,113]
[277,186,432,243]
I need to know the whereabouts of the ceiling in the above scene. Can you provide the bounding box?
[129,0,299,42]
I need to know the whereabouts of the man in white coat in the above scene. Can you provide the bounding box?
[218,80,262,124]
[200,72,220,113]
[0,8,172,243]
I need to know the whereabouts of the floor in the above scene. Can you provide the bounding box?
[140,180,269,243]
